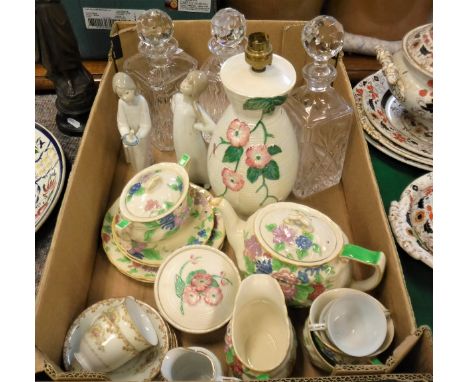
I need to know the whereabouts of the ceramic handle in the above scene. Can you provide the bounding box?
[376,46,405,101]
[340,244,386,292]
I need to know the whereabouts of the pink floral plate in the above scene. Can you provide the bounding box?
[35,123,66,231]
[361,71,432,158]
[154,245,241,333]
[388,172,433,268]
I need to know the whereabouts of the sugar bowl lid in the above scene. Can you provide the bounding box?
[403,23,433,77]
[255,202,344,266]
[119,162,189,222]
[154,245,241,333]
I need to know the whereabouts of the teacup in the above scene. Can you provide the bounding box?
[115,160,191,245]
[74,296,158,372]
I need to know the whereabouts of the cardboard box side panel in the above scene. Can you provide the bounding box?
[35,62,120,364]
[396,328,433,373]
[336,63,418,344]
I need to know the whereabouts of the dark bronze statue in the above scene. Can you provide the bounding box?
[36,0,97,135]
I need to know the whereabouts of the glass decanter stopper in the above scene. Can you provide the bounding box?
[123,9,198,151]
[199,7,246,124]
[290,15,353,197]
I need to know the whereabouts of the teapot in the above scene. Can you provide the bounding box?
[376,23,433,125]
[212,198,386,307]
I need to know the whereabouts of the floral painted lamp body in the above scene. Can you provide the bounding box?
[204,32,299,217]
[171,70,215,187]
[112,72,153,172]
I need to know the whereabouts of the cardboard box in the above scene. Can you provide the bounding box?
[35,20,433,379]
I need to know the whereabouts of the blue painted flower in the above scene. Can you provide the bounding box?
[129,250,144,260]
[295,235,312,250]
[160,213,176,230]
[129,182,142,196]
[255,258,272,274]
[198,229,207,238]
[297,270,309,284]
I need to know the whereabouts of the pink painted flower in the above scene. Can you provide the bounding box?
[245,145,271,169]
[244,235,263,259]
[308,283,326,301]
[144,199,161,212]
[189,254,199,264]
[191,273,213,292]
[183,286,201,305]
[226,119,250,147]
[102,233,111,243]
[272,268,298,300]
[204,287,223,305]
[222,168,245,191]
[273,224,297,244]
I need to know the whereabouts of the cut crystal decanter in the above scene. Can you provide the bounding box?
[123,9,197,151]
[290,15,353,197]
[199,7,246,124]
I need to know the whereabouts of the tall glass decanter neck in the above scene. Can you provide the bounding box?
[303,62,336,92]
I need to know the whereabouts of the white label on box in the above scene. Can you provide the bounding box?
[83,8,145,30]
[178,0,211,13]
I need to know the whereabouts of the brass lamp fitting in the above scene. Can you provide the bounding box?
[245,32,272,72]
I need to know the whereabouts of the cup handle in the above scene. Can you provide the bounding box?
[308,322,327,332]
[340,244,386,292]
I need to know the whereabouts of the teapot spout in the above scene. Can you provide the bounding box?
[210,197,246,263]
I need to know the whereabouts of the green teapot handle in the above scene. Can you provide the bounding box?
[340,244,386,292]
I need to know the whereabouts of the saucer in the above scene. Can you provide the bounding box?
[35,123,66,231]
[102,194,225,283]
[63,297,170,381]
[354,75,433,170]
[389,172,433,268]
[113,185,215,267]
[361,71,432,158]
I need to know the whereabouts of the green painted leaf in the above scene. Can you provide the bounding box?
[185,269,207,285]
[303,231,314,240]
[103,225,112,234]
[129,268,138,274]
[244,256,256,274]
[190,210,200,218]
[267,145,282,156]
[187,236,199,245]
[312,243,321,254]
[296,248,308,260]
[144,273,155,278]
[144,221,160,229]
[274,242,285,252]
[144,229,156,242]
[272,258,297,272]
[169,183,180,191]
[134,187,145,196]
[257,374,270,380]
[226,347,235,365]
[211,278,219,287]
[117,256,131,263]
[247,167,262,183]
[262,160,280,180]
[222,146,244,163]
[141,248,161,260]
[175,274,185,298]
[164,201,175,209]
[105,213,113,223]
[243,96,287,114]
[295,284,314,303]
[266,223,277,232]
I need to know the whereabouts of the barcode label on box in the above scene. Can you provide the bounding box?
[178,0,211,13]
[83,8,145,30]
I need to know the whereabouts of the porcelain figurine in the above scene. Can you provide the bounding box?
[212,198,387,307]
[200,32,299,217]
[112,72,153,172]
[172,70,215,187]
[224,275,296,379]
[376,23,433,125]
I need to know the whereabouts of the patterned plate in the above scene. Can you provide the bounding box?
[63,297,170,381]
[354,76,433,169]
[102,190,225,283]
[35,123,66,231]
[361,71,432,158]
[388,172,433,268]
[113,185,215,267]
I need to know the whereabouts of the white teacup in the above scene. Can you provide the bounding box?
[74,296,158,372]
[309,293,387,357]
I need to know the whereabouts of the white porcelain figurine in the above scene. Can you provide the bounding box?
[171,70,215,187]
[112,72,153,172]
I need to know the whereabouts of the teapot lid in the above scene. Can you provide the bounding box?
[119,162,189,222]
[254,202,344,266]
[403,23,433,77]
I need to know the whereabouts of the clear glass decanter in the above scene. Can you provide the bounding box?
[199,7,246,124]
[123,9,197,151]
[291,15,353,198]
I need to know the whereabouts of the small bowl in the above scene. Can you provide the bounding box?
[154,245,241,334]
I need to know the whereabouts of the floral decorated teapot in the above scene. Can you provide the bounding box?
[197,32,299,217]
[376,23,433,124]
[212,198,386,307]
